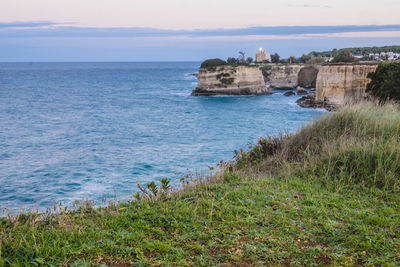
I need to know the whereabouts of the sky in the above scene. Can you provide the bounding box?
[0,0,400,61]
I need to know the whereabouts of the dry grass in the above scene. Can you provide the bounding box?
[235,102,400,190]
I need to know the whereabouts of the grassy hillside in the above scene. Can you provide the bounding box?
[1,102,400,266]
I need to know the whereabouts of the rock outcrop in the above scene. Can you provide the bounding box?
[296,86,307,95]
[316,64,378,106]
[298,66,319,88]
[191,62,378,110]
[265,65,303,89]
[284,91,295,96]
[192,65,270,96]
[296,93,330,110]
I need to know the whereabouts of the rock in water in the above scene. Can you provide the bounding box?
[192,65,271,96]
[284,91,295,96]
[296,92,334,110]
[296,86,307,95]
[307,92,316,99]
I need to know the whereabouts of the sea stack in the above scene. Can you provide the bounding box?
[192,65,270,96]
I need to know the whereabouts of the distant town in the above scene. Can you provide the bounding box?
[365,51,400,61]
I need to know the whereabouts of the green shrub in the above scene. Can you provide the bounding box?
[366,62,400,102]
[331,50,356,63]
[200,58,227,69]
[236,136,282,169]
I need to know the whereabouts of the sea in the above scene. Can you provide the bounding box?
[0,62,326,212]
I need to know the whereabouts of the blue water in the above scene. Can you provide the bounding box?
[0,62,325,211]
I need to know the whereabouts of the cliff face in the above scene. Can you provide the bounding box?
[298,66,319,88]
[316,64,378,105]
[192,63,378,105]
[192,65,270,96]
[266,65,303,89]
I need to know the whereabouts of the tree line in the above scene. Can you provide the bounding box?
[202,45,400,69]
[226,51,281,64]
[309,46,400,57]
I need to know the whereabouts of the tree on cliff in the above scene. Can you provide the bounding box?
[307,57,325,64]
[288,56,298,64]
[300,54,312,63]
[271,53,280,63]
[332,50,356,63]
[366,62,400,102]
[239,51,246,63]
[227,57,239,64]
[246,57,253,64]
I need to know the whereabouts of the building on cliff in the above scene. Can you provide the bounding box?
[255,48,271,63]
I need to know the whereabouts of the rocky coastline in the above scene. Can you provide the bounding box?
[192,62,378,111]
[191,65,270,96]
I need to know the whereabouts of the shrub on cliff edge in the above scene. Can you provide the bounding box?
[366,62,400,102]
[200,58,227,69]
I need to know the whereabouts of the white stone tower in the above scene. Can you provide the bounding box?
[255,48,271,63]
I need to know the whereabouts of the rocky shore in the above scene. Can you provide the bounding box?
[192,62,378,111]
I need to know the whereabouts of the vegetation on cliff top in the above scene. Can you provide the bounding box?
[200,58,227,69]
[202,45,400,68]
[310,45,400,57]
[1,103,400,266]
[367,62,400,102]
[331,50,356,63]
[200,58,260,71]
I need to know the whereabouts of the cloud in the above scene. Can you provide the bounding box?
[178,31,400,42]
[303,4,332,8]
[190,25,400,37]
[0,21,64,29]
[288,4,332,8]
[0,22,399,39]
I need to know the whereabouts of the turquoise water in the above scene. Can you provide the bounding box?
[0,62,325,211]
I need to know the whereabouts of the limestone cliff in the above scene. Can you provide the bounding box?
[265,65,303,89]
[316,64,378,106]
[298,65,319,88]
[192,65,270,96]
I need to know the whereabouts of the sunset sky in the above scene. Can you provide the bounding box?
[1,0,400,61]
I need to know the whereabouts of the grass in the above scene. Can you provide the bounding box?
[1,102,400,266]
[236,102,400,191]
